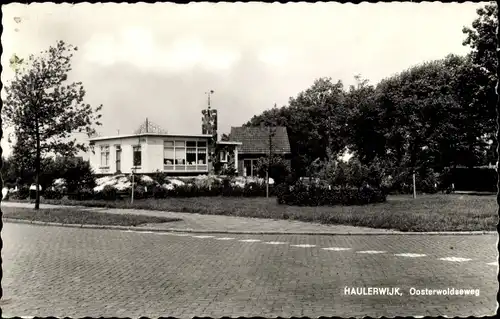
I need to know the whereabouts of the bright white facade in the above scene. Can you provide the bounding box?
[89,133,215,175]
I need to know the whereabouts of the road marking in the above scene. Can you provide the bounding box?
[356,250,387,254]
[264,241,288,245]
[215,237,235,240]
[394,253,427,258]
[291,244,316,248]
[239,239,261,242]
[192,235,214,238]
[133,231,154,234]
[438,257,472,262]
[486,261,498,266]
[321,247,351,251]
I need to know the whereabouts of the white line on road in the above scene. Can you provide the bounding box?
[291,244,316,248]
[356,250,387,254]
[133,231,154,234]
[239,239,261,242]
[438,257,472,262]
[192,235,214,238]
[394,253,427,258]
[321,247,351,251]
[215,237,235,240]
[264,241,288,245]
[486,261,498,266]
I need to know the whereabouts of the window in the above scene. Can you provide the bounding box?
[175,141,186,165]
[133,145,142,167]
[198,148,207,165]
[100,145,110,167]
[115,145,122,172]
[163,142,174,166]
[243,159,258,177]
[220,150,228,163]
[163,139,208,171]
[186,147,197,165]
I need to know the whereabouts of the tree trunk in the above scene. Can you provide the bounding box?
[35,117,41,210]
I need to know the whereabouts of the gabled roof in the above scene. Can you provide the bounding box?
[229,126,291,155]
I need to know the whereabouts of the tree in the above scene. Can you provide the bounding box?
[246,77,347,176]
[2,41,102,209]
[344,75,386,165]
[372,56,490,177]
[462,2,498,164]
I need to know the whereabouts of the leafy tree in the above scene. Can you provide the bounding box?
[246,78,347,176]
[462,2,498,166]
[373,56,487,176]
[254,155,291,185]
[344,75,386,165]
[2,41,102,209]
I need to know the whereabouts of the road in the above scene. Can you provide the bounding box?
[1,223,498,317]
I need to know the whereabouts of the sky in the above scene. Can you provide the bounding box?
[1,2,488,158]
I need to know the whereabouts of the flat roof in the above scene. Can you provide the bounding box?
[89,133,213,142]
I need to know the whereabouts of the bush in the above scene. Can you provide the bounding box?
[152,185,169,199]
[43,188,64,200]
[133,185,147,200]
[417,168,439,194]
[276,180,386,206]
[10,185,30,200]
[96,185,118,201]
[68,187,94,201]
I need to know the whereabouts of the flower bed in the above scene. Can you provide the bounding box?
[15,174,277,201]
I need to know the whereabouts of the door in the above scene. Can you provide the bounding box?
[116,149,122,172]
[244,159,252,177]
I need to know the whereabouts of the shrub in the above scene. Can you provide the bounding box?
[152,185,169,199]
[68,187,94,201]
[417,168,439,194]
[43,188,64,200]
[243,182,266,197]
[10,185,30,200]
[276,180,386,206]
[133,185,147,200]
[97,185,118,201]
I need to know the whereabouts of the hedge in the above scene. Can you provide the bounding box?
[275,182,387,206]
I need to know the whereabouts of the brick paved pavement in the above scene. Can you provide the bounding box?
[1,223,497,317]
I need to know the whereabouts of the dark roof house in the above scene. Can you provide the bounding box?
[229,126,291,155]
[228,126,292,177]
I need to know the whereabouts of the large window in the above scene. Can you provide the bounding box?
[133,145,142,167]
[100,145,110,167]
[164,140,208,171]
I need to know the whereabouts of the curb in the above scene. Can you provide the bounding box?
[2,218,497,236]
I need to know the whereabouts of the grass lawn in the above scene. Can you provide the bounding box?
[1,206,182,226]
[5,194,498,231]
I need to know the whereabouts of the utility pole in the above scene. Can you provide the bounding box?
[266,104,277,198]
[412,173,417,199]
[131,169,135,204]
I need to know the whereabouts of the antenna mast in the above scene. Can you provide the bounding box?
[206,90,214,110]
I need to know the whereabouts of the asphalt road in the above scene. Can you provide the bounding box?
[1,223,498,317]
